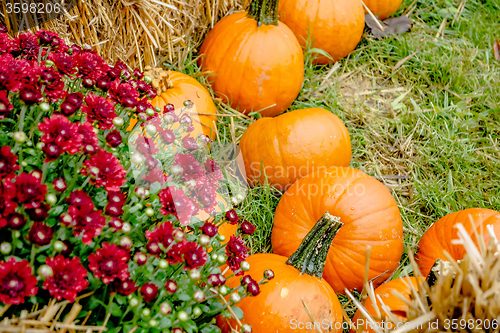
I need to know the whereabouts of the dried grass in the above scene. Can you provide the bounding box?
[1,0,247,69]
[349,216,500,333]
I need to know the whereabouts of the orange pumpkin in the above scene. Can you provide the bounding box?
[278,0,365,64]
[363,0,403,20]
[198,0,304,117]
[271,166,404,293]
[128,67,217,139]
[239,107,351,191]
[218,212,344,333]
[350,277,421,333]
[416,208,500,277]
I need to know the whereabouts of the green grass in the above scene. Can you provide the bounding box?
[174,0,500,274]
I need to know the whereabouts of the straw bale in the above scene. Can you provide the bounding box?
[1,0,247,69]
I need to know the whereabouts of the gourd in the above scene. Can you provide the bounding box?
[198,0,304,117]
[363,0,403,20]
[240,107,351,191]
[416,208,500,277]
[278,0,365,64]
[218,212,344,333]
[272,166,404,293]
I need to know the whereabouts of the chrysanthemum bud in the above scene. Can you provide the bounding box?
[120,236,133,248]
[219,286,229,295]
[190,268,201,281]
[149,319,157,327]
[199,235,210,246]
[134,252,148,265]
[173,229,184,242]
[145,208,155,217]
[230,293,241,303]
[131,152,144,165]
[0,242,12,254]
[159,259,169,269]
[46,193,57,205]
[113,117,124,127]
[165,280,177,294]
[142,308,151,317]
[146,108,155,117]
[54,240,65,251]
[145,124,156,135]
[13,131,27,143]
[37,264,53,278]
[160,302,172,315]
[242,324,252,333]
[193,290,205,302]
[36,142,45,149]
[122,223,132,233]
[217,254,227,264]
[240,261,250,271]
[171,165,183,175]
[178,311,189,322]
[39,102,51,112]
[144,75,152,84]
[218,235,226,242]
[211,254,218,260]
[45,60,55,67]
[193,306,202,317]
[264,269,275,280]
[130,298,139,307]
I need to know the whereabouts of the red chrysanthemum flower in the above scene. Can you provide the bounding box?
[58,92,83,116]
[25,203,50,221]
[166,241,186,265]
[0,258,38,304]
[67,189,94,208]
[38,115,83,161]
[0,55,32,92]
[5,172,47,209]
[36,30,67,51]
[204,158,224,184]
[240,220,256,235]
[159,128,175,144]
[105,130,122,148]
[141,166,167,187]
[28,222,54,246]
[105,191,126,217]
[225,209,239,225]
[200,221,218,237]
[158,187,198,225]
[182,136,198,151]
[48,52,77,76]
[135,98,157,122]
[109,80,139,108]
[0,146,19,180]
[14,33,40,59]
[43,255,89,302]
[140,283,158,303]
[192,182,217,209]
[145,222,175,255]
[88,243,130,284]
[82,93,117,130]
[64,196,105,244]
[173,154,205,182]
[77,122,99,154]
[225,236,249,275]
[113,278,138,296]
[183,242,207,270]
[74,52,109,82]
[39,66,66,102]
[0,90,13,120]
[82,149,126,192]
[0,33,16,54]
[135,135,159,156]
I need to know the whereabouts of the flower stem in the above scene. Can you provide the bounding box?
[30,244,37,267]
[41,161,49,183]
[18,105,27,132]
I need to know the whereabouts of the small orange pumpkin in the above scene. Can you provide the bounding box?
[363,0,403,20]
[350,277,421,333]
[416,208,500,277]
[239,107,351,191]
[128,67,217,139]
[278,0,365,64]
[198,0,304,117]
[272,166,404,293]
[218,212,344,333]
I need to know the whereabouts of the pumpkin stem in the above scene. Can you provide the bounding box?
[144,66,174,94]
[427,258,461,287]
[247,0,279,27]
[286,212,343,279]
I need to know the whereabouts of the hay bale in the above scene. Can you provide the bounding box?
[1,0,247,69]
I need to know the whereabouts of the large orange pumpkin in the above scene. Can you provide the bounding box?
[239,107,351,191]
[350,277,421,333]
[127,67,217,139]
[217,212,344,333]
[363,0,403,20]
[416,208,500,277]
[271,166,404,293]
[198,0,304,117]
[278,0,365,64]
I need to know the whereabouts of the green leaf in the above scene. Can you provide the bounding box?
[177,293,191,301]
[149,181,162,195]
[305,48,334,61]
[230,306,243,320]
[111,302,123,317]
[201,325,221,333]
